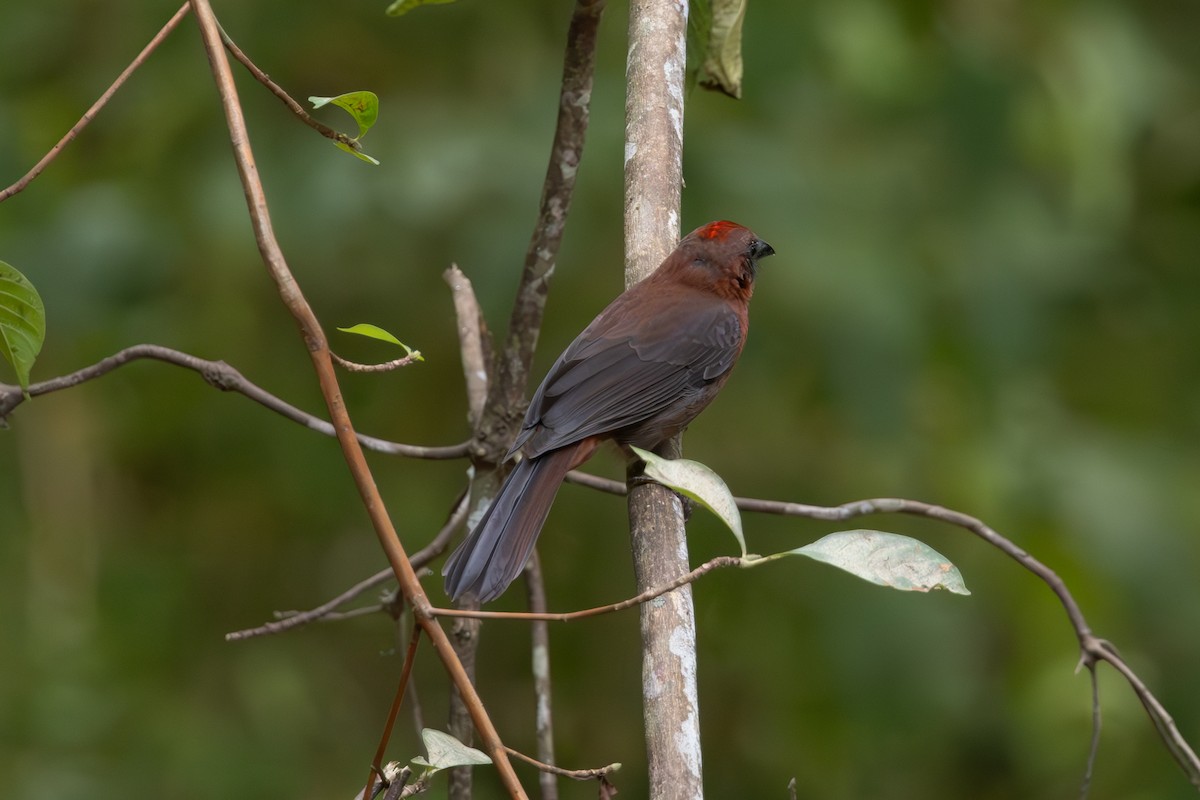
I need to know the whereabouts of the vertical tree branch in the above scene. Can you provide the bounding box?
[623,1,702,798]
[447,4,603,792]
[186,2,526,796]
[475,0,606,460]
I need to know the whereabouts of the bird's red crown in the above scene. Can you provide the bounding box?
[695,220,744,241]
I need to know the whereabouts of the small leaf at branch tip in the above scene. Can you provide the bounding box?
[337,323,413,352]
[309,91,381,162]
[630,446,746,557]
[785,529,970,595]
[308,91,378,136]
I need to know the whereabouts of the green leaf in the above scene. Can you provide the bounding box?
[631,446,746,557]
[411,728,492,772]
[386,0,458,18]
[698,0,746,99]
[309,91,379,139]
[338,323,403,347]
[0,260,46,391]
[334,141,381,165]
[309,92,381,164]
[770,529,970,595]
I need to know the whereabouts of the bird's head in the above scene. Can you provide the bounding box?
[664,220,774,303]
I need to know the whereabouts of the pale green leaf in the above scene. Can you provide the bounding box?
[411,728,492,772]
[780,529,970,595]
[309,91,379,139]
[334,141,380,165]
[386,0,458,18]
[631,446,745,556]
[0,260,46,391]
[337,323,415,354]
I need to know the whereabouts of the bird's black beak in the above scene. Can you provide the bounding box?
[750,239,775,262]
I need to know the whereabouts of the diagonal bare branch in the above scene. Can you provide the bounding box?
[0,3,192,203]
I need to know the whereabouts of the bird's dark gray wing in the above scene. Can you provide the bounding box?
[512,288,743,458]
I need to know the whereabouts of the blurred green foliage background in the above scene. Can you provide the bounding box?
[2,0,1199,798]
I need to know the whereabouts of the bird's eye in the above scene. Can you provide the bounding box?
[692,257,709,268]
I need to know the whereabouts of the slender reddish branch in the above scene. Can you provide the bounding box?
[364,624,423,800]
[186,1,525,795]
[435,557,740,623]
[0,3,191,203]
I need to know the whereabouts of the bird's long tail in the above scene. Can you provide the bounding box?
[443,443,579,603]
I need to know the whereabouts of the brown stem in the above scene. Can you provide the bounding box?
[186,1,525,795]
[364,624,423,800]
[0,4,192,203]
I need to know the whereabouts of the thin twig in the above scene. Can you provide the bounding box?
[1081,665,1101,799]
[217,21,360,151]
[433,557,741,623]
[725,495,1200,788]
[364,624,423,800]
[187,0,525,794]
[564,469,625,494]
[0,3,192,203]
[0,345,470,460]
[503,746,620,781]
[226,487,469,640]
[332,350,424,373]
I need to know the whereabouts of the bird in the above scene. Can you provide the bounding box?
[443,220,774,603]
